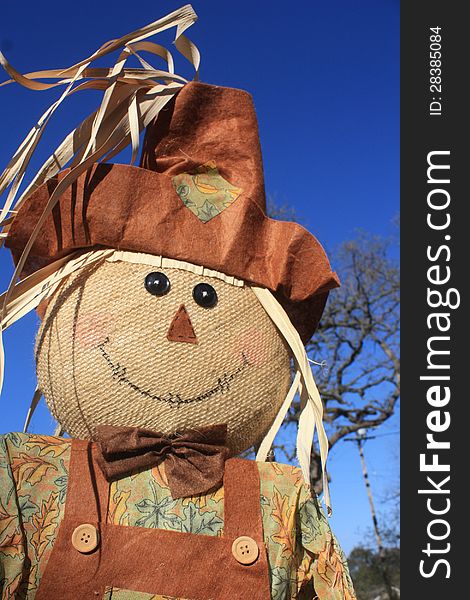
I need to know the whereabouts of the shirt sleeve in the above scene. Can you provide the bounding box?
[0,434,26,599]
[297,482,356,600]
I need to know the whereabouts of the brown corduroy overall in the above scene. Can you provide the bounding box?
[36,439,271,600]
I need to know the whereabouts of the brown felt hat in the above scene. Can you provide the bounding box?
[5,81,339,342]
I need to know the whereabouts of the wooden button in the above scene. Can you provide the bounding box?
[231,536,259,565]
[71,523,99,553]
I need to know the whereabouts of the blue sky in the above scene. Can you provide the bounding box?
[0,0,399,554]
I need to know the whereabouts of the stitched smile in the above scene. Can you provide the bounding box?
[97,337,250,406]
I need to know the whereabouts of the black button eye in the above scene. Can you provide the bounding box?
[193,283,218,308]
[145,272,170,296]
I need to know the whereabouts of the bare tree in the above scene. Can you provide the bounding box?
[274,230,400,492]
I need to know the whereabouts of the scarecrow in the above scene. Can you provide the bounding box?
[0,6,356,599]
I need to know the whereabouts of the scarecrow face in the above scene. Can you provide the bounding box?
[35,258,292,453]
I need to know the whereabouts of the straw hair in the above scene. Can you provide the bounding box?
[252,286,332,514]
[0,5,200,390]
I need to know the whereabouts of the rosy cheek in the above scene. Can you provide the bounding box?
[75,313,113,349]
[232,328,269,367]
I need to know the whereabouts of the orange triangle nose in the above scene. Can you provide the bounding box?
[166,304,198,344]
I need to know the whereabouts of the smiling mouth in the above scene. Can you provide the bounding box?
[97,337,250,406]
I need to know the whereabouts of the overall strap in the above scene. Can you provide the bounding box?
[65,438,110,522]
[223,458,264,541]
[35,439,110,600]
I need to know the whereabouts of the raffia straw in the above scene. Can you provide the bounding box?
[252,286,332,515]
[0,5,200,392]
[256,370,301,461]
[23,387,42,433]
[0,4,199,232]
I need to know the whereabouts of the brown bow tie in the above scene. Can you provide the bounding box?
[94,423,229,499]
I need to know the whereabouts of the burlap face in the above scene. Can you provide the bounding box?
[35,259,292,454]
